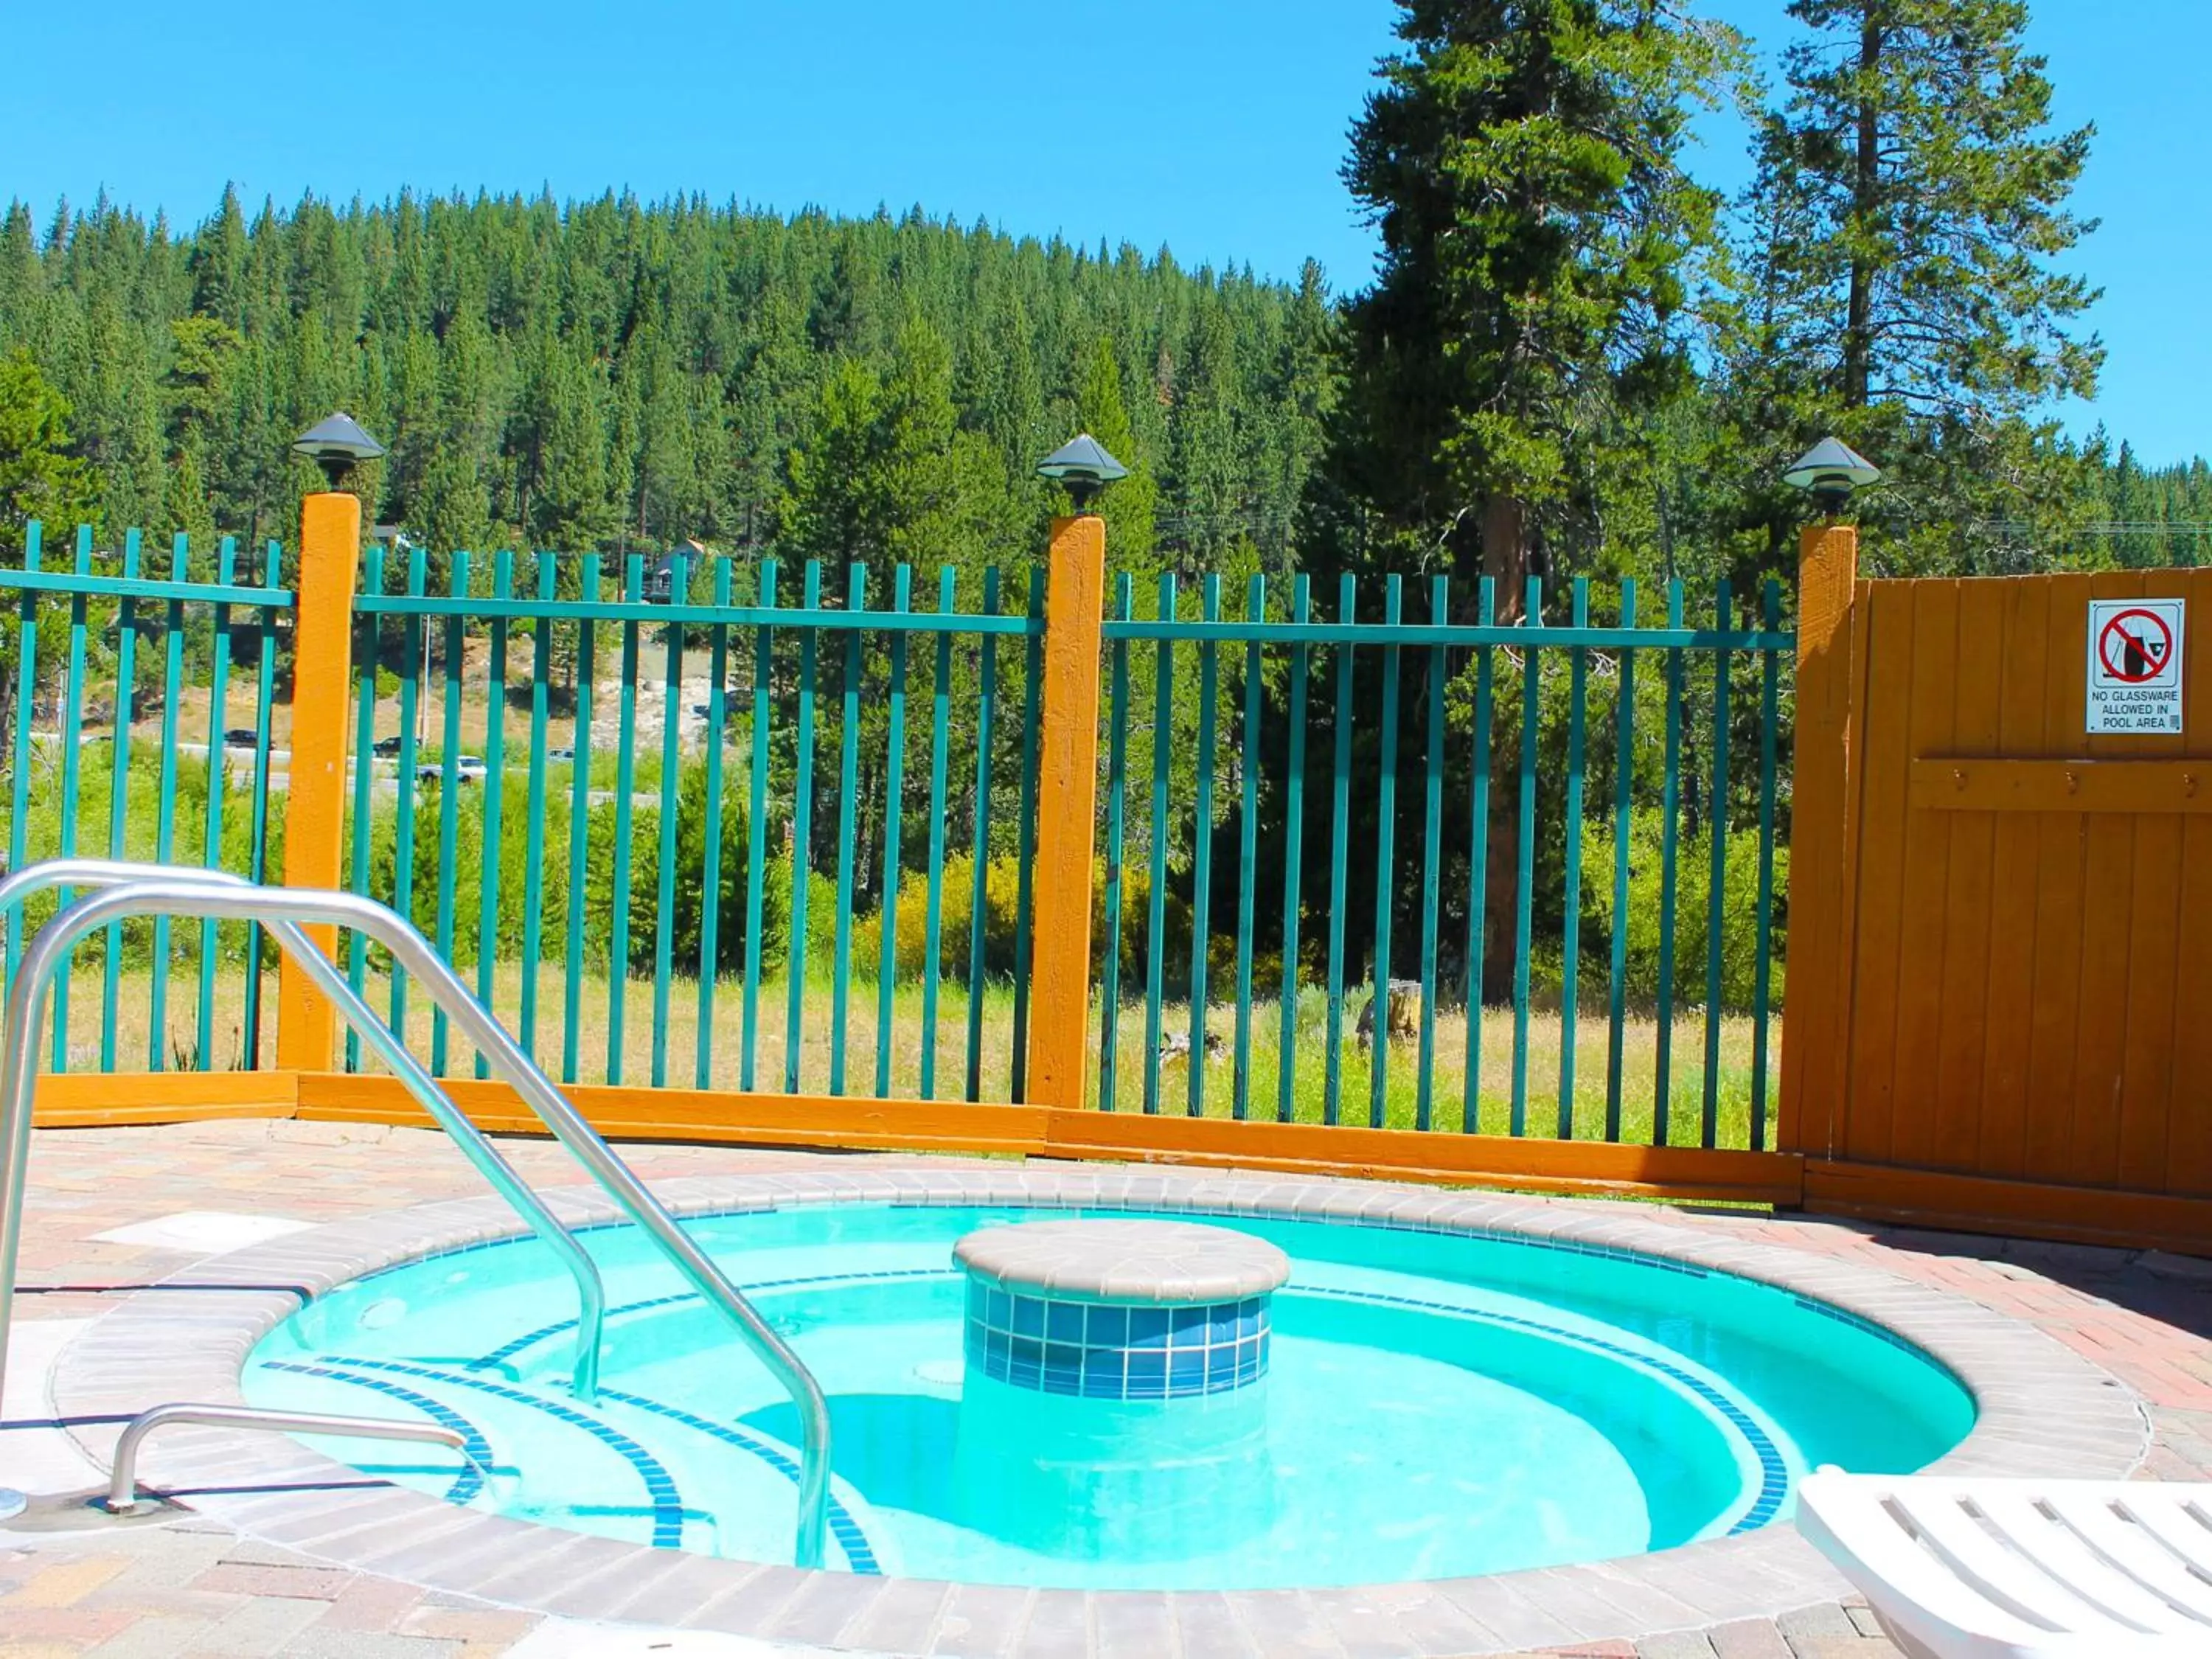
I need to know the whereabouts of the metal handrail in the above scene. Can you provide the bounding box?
[0,869,833,1568]
[0,860,606,1404]
[105,1402,477,1514]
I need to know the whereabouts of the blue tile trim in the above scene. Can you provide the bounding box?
[291,1356,883,1573]
[470,1291,694,1374]
[311,1355,691,1548]
[1297,1286,1791,1534]
[597,1387,880,1575]
[1794,1295,1930,1359]
[960,1280,1273,1400]
[257,1360,495,1505]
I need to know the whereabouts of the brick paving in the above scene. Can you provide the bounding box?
[4,1117,2209,1655]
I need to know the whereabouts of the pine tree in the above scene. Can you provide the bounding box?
[0,347,97,537]
[783,315,982,576]
[1073,335,1158,575]
[1715,0,2102,572]
[535,346,618,553]
[189,185,248,326]
[0,204,38,342]
[1779,0,2097,417]
[1328,0,1738,603]
[1167,299,1246,570]
[782,356,883,568]
[629,327,696,547]
[1324,0,1736,999]
[161,447,217,546]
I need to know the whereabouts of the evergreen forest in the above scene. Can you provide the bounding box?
[0,190,1333,592]
[2,184,2205,585]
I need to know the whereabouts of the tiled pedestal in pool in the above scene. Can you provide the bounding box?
[955,1219,1290,1399]
[950,1219,1295,1557]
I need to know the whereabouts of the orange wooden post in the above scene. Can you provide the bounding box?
[274,490,361,1072]
[1025,514,1108,1109]
[1778,520,1859,1157]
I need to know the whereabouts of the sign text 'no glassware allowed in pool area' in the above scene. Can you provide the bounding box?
[2087,597,2186,734]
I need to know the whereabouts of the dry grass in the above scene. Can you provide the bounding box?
[48,957,1775,1150]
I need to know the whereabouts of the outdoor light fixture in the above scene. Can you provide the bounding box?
[1037,434,1129,511]
[1783,437,1881,517]
[291,413,386,491]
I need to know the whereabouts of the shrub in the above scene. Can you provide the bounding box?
[361,757,787,975]
[1576,807,1788,1011]
[851,852,1024,984]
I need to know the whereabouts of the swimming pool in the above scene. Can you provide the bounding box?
[240,1195,1975,1592]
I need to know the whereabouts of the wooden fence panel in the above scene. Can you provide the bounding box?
[1974,578,2051,1179]
[1840,580,1919,1166]
[2020,573,2093,1186]
[1825,568,2212,1219]
[2174,580,2212,1194]
[1888,578,1961,1171]
[1930,580,2005,1173]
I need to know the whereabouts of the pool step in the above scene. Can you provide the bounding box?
[251,1354,885,1573]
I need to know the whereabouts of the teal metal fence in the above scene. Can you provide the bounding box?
[1095,571,1792,1152]
[0,523,291,1071]
[0,521,1792,1153]
[342,549,1047,1101]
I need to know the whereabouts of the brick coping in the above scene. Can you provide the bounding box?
[47,1165,2150,1655]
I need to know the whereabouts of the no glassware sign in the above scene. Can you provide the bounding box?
[2087,598,2185,734]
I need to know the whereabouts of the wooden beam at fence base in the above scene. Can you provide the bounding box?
[1043,1111,1805,1205]
[1909,757,2212,815]
[29,1069,299,1129]
[1806,1160,2212,1256]
[299,1077,1799,1203]
[294,1074,1054,1158]
[43,1070,2212,1253]
[27,1067,1804,1203]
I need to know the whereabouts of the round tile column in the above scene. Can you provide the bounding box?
[949,1220,1292,1562]
[955,1220,1290,1399]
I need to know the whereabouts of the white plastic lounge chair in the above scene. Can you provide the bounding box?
[1796,1470,2212,1658]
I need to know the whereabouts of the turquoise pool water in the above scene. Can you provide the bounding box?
[243,1204,1974,1590]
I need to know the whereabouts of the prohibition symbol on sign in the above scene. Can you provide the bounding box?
[2098,607,2175,684]
[2086,596,2185,734]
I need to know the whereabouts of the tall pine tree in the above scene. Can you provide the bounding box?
[1716,0,2101,571]
[1326,0,1738,607]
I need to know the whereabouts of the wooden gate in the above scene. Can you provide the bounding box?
[1786,559,2212,1251]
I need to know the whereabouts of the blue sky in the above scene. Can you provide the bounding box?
[9,1,2207,462]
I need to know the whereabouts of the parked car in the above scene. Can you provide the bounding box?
[372,736,403,757]
[548,746,575,763]
[223,726,260,748]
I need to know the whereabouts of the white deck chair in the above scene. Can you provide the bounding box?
[1796,1470,2212,1658]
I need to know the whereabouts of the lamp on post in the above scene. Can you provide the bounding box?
[1036,434,1128,513]
[1778,439,1874,1146]
[276,417,381,1075]
[1782,437,1881,518]
[291,413,386,492]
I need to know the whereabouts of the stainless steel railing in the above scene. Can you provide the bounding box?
[0,866,833,1568]
[105,1402,477,1514]
[0,859,608,1403]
